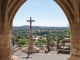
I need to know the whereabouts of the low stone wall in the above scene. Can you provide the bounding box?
[59,49,70,54]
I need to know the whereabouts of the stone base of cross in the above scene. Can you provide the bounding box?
[22,35,39,53]
[22,45,39,53]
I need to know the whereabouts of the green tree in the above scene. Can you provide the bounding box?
[17,39,28,46]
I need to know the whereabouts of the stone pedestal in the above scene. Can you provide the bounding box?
[0,33,12,60]
[22,35,39,53]
[70,24,80,60]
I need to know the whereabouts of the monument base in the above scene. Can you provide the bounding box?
[22,45,39,53]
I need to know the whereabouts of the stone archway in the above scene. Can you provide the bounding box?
[0,0,80,60]
[0,0,26,60]
[54,0,80,60]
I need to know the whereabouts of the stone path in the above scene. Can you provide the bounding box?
[14,50,70,60]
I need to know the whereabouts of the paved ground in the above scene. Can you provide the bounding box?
[14,50,70,60]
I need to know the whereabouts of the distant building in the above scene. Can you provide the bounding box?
[33,35,41,40]
[63,38,70,43]
[60,38,70,48]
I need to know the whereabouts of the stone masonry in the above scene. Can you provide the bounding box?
[0,0,26,60]
[0,0,80,60]
[54,0,80,60]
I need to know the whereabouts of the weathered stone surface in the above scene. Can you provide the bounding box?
[0,37,13,58]
[70,54,80,60]
[54,0,80,60]
[77,49,80,55]
[78,40,80,43]
[0,0,26,60]
[0,34,11,38]
[71,47,78,55]
[0,0,80,60]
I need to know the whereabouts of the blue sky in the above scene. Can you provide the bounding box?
[13,0,69,27]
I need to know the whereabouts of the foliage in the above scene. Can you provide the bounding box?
[50,41,55,47]
[17,39,28,45]
[12,26,70,47]
[35,38,46,46]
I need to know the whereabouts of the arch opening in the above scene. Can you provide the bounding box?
[11,0,71,60]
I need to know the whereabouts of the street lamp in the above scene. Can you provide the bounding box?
[55,37,60,54]
[55,37,60,50]
[46,36,50,52]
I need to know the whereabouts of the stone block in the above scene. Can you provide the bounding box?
[0,57,11,60]
[71,47,78,55]
[0,34,2,38]
[0,22,2,28]
[77,39,80,43]
[0,33,11,39]
[3,28,11,33]
[71,24,79,30]
[3,22,11,33]
[71,43,78,48]
[0,48,11,58]
[77,43,80,49]
[4,34,11,39]
[70,54,78,60]
[0,38,11,49]
[70,39,78,43]
[0,27,2,34]
[77,49,80,55]
[0,39,4,47]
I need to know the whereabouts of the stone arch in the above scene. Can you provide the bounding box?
[0,0,80,60]
[8,0,26,27]
[54,0,74,26]
[54,0,80,60]
[0,0,27,60]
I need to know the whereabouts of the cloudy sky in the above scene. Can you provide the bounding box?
[13,0,69,27]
